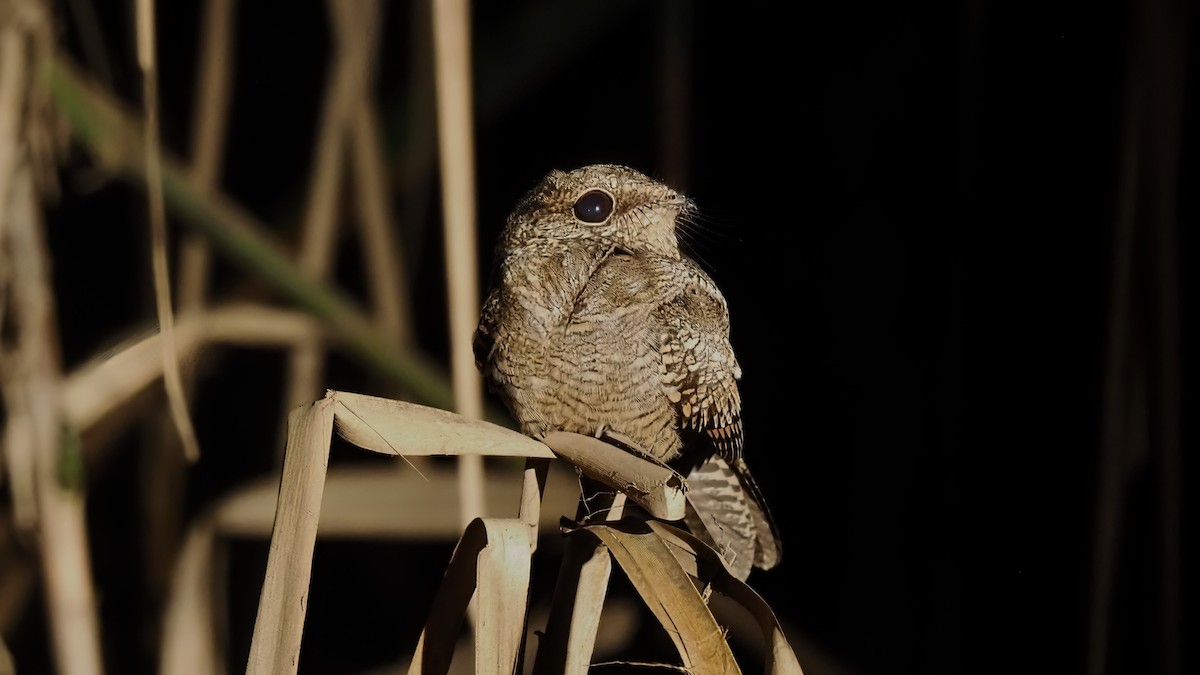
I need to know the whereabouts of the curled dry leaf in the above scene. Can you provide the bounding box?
[407,518,532,675]
[329,389,550,458]
[648,521,804,675]
[540,431,687,522]
[576,521,742,675]
[328,390,686,521]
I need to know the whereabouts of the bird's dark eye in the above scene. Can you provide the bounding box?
[573,189,614,224]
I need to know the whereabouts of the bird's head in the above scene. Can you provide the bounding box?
[501,164,691,259]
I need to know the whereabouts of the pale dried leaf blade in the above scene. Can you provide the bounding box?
[62,318,206,432]
[160,517,224,675]
[474,519,533,675]
[541,431,687,521]
[406,518,497,675]
[137,0,201,463]
[518,458,551,551]
[532,536,613,675]
[329,389,551,458]
[584,524,741,675]
[245,397,335,675]
[648,522,804,675]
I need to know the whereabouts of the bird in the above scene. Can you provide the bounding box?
[473,163,781,580]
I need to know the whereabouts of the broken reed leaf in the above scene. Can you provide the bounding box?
[407,518,531,675]
[581,522,741,675]
[648,521,804,675]
[245,398,335,675]
[329,392,685,521]
[473,519,532,674]
[531,535,613,675]
[329,389,551,458]
[159,517,221,675]
[540,431,687,521]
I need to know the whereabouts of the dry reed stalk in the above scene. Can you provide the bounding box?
[0,14,24,210]
[0,7,36,529]
[136,0,201,463]
[159,517,225,675]
[1,7,104,670]
[199,304,323,346]
[130,11,251,608]
[150,0,235,651]
[5,163,105,675]
[60,305,315,466]
[62,315,206,434]
[432,0,486,531]
[331,390,550,459]
[332,393,683,520]
[518,458,550,550]
[531,536,613,675]
[145,4,233,612]
[244,391,546,675]
[406,518,533,675]
[245,398,336,675]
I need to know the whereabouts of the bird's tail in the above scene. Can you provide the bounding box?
[683,456,782,581]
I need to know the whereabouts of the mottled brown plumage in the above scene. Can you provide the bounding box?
[474,164,780,579]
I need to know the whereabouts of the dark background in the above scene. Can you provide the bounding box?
[15,0,1194,673]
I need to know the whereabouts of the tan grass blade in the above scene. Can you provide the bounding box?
[330,390,551,459]
[583,523,741,675]
[62,306,313,439]
[518,459,550,551]
[5,163,105,675]
[530,536,613,675]
[474,519,533,673]
[648,521,804,675]
[431,0,487,527]
[329,394,686,521]
[62,320,203,433]
[136,0,201,462]
[160,516,225,675]
[245,397,335,675]
[407,518,532,675]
